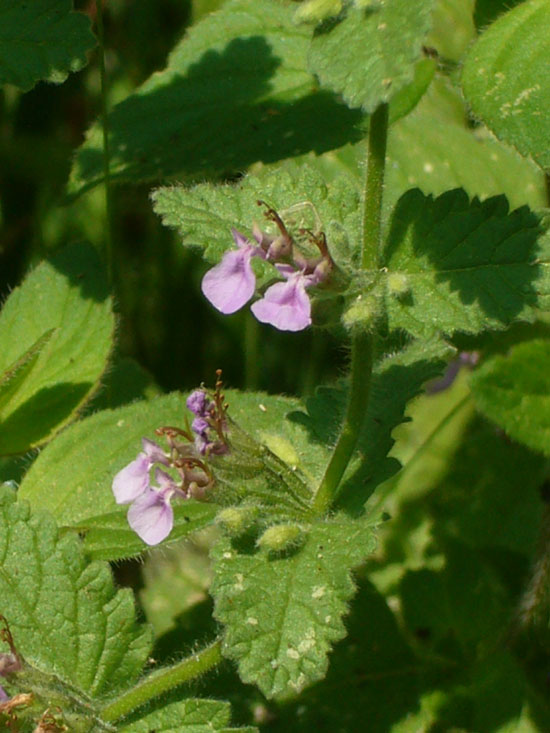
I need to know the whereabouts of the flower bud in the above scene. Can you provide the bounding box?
[216,506,259,536]
[342,294,379,332]
[257,524,303,553]
[294,0,342,23]
[387,272,411,299]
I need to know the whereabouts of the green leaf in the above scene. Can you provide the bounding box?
[118,698,256,733]
[152,163,361,274]
[382,188,550,338]
[17,393,218,561]
[0,0,96,92]
[68,0,363,199]
[0,243,114,455]
[211,516,377,699]
[470,339,550,456]
[0,485,151,698]
[462,0,550,170]
[0,329,55,411]
[307,0,435,112]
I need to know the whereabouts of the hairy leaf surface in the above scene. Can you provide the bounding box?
[0,486,151,697]
[307,0,435,112]
[211,516,377,698]
[118,698,256,733]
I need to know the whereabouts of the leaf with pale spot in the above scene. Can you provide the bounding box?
[462,0,550,170]
[211,516,377,698]
[308,0,435,112]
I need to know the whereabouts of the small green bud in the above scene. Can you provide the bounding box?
[257,524,303,553]
[294,0,343,24]
[216,506,258,536]
[387,272,411,299]
[341,294,379,332]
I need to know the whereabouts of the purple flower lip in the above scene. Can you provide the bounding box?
[201,229,265,314]
[251,270,316,332]
[126,468,180,546]
[112,438,168,505]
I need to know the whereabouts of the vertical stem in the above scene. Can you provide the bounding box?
[96,0,114,286]
[312,104,388,515]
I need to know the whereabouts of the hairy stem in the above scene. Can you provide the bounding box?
[96,0,114,285]
[100,639,223,723]
[312,104,388,515]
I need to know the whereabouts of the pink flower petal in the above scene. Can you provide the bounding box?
[201,248,257,314]
[251,273,312,331]
[127,489,174,545]
[112,454,151,504]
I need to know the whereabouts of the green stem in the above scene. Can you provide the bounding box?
[96,0,114,286]
[362,103,389,270]
[312,104,389,515]
[100,639,223,723]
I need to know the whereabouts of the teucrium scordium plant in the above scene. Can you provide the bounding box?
[2,0,550,730]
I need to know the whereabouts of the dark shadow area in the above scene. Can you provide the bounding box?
[48,241,110,303]
[0,381,91,455]
[72,36,365,196]
[383,188,544,326]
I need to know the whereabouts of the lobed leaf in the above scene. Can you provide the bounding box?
[0,0,96,91]
[0,485,151,698]
[462,0,550,170]
[211,516,377,699]
[469,339,550,456]
[382,188,550,338]
[0,243,114,455]
[68,0,363,199]
[307,0,435,112]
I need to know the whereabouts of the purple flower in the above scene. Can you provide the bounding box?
[201,229,264,314]
[251,270,315,332]
[127,468,181,545]
[0,686,7,702]
[186,389,208,416]
[112,438,168,504]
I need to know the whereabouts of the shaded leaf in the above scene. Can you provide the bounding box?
[68,0,363,199]
[0,0,96,91]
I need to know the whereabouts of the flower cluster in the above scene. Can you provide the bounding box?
[112,375,228,545]
[201,202,333,332]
